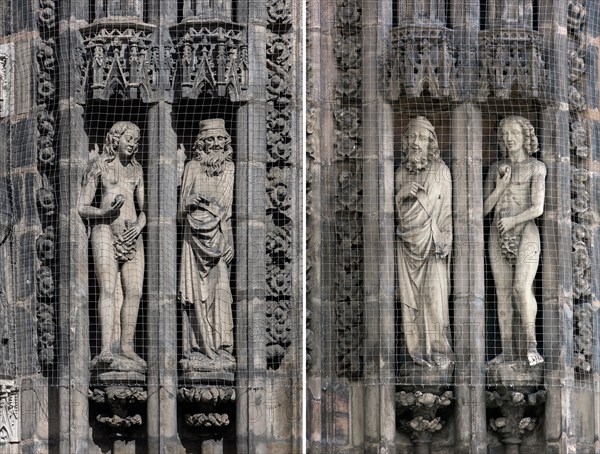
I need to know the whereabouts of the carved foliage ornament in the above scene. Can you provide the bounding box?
[178,386,235,429]
[333,0,363,378]
[567,0,592,374]
[84,25,176,102]
[177,25,248,102]
[35,0,59,369]
[265,14,294,368]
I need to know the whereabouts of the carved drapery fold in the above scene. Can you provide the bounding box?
[174,22,248,103]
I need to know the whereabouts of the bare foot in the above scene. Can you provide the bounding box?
[411,355,432,368]
[218,350,235,363]
[121,345,146,366]
[433,354,452,369]
[97,349,115,364]
[527,348,544,366]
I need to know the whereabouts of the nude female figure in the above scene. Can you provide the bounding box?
[78,121,146,366]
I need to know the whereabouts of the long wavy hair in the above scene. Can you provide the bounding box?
[102,121,141,168]
[498,116,539,158]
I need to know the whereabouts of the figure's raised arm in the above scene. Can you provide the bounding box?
[78,162,122,220]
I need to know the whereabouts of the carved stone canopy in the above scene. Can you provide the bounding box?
[82,21,177,103]
[172,20,249,103]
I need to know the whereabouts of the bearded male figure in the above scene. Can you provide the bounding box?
[179,119,235,372]
[396,117,453,369]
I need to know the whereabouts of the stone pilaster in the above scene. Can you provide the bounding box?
[538,1,576,452]
[361,0,395,450]
[235,0,268,450]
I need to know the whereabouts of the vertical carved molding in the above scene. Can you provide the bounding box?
[265,9,294,367]
[35,0,58,372]
[567,0,593,375]
[333,0,363,379]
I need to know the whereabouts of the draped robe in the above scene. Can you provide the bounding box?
[179,160,234,359]
[395,159,453,363]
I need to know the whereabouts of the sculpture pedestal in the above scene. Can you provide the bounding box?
[486,360,543,393]
[397,362,454,394]
[486,361,546,449]
[179,352,235,384]
[90,355,147,385]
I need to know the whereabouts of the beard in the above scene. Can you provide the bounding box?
[404,147,430,173]
[195,146,229,176]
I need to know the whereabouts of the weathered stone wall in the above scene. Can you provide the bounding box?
[0,0,302,452]
[308,0,600,453]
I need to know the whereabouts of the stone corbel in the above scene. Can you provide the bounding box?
[396,390,453,454]
[178,386,235,433]
[89,386,147,439]
[487,388,546,454]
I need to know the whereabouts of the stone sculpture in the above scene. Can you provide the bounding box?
[395,116,453,369]
[78,121,146,371]
[179,119,235,375]
[484,116,545,367]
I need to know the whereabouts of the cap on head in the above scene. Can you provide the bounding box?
[406,116,437,142]
[199,118,227,135]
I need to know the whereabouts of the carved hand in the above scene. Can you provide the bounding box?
[103,194,124,218]
[497,216,518,235]
[495,165,511,192]
[121,223,142,243]
[397,182,425,200]
[223,245,234,264]
[435,242,451,259]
